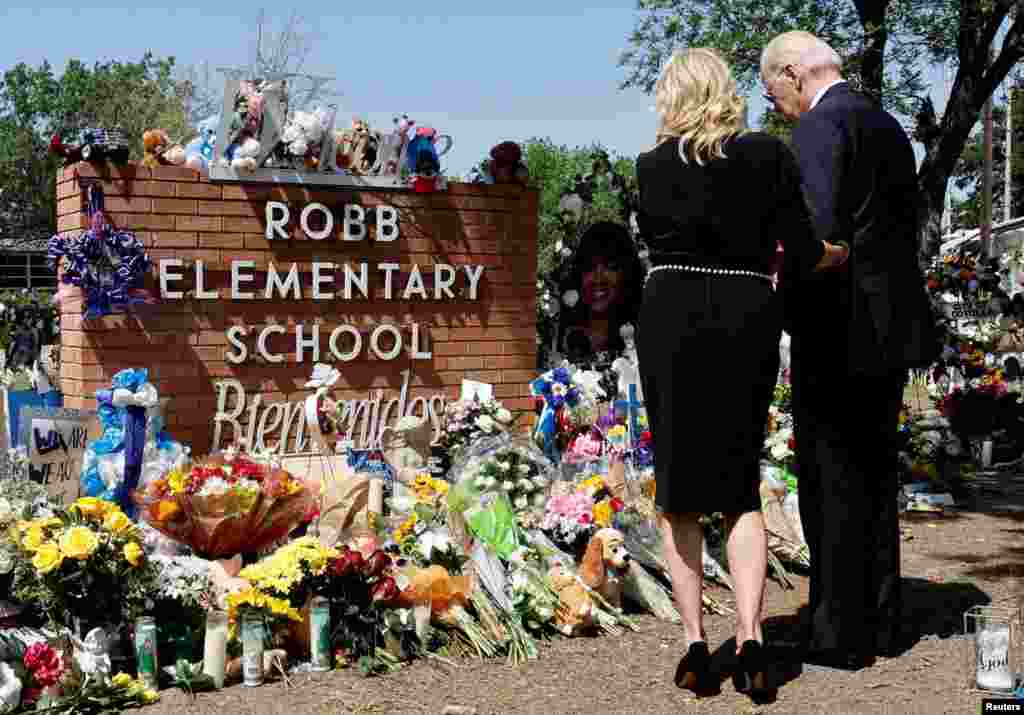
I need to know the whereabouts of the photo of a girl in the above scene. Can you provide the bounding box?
[558,221,644,363]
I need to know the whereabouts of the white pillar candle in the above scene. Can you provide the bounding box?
[368,477,384,515]
[982,440,994,468]
[976,624,1014,691]
[202,610,229,689]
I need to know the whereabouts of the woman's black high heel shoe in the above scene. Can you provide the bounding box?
[674,641,720,696]
[732,640,776,700]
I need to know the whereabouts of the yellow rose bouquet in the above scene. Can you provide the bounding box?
[8,497,157,628]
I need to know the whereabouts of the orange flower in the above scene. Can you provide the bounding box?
[151,500,182,522]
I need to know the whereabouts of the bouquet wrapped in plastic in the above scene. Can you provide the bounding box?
[133,450,317,559]
[447,433,557,516]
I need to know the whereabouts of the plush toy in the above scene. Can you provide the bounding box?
[184,116,218,172]
[231,136,261,173]
[376,114,414,176]
[335,118,377,175]
[281,107,332,169]
[141,129,170,169]
[380,415,434,487]
[548,563,595,636]
[579,527,631,610]
[406,127,452,192]
[487,141,529,186]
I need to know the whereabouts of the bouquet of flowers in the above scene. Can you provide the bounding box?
[448,434,555,515]
[540,474,625,553]
[134,449,316,559]
[148,555,216,662]
[530,364,606,462]
[239,536,340,609]
[437,397,515,464]
[0,474,52,578]
[8,497,157,628]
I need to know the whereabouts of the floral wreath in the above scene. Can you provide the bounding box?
[48,184,155,320]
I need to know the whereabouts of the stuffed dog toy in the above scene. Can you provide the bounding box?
[548,562,595,636]
[579,527,631,609]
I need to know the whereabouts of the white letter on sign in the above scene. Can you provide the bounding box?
[376,205,399,241]
[343,204,365,241]
[159,259,184,299]
[266,201,290,240]
[295,323,320,363]
[370,324,402,360]
[265,263,301,300]
[329,325,362,361]
[434,263,456,299]
[225,325,249,364]
[195,259,218,299]
[231,260,256,299]
[257,324,286,363]
[410,322,432,360]
[212,379,246,448]
[312,262,335,300]
[402,265,428,300]
[300,202,334,240]
[464,265,485,300]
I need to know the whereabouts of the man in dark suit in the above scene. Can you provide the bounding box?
[759,31,939,669]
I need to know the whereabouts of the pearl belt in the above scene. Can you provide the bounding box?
[645,263,774,284]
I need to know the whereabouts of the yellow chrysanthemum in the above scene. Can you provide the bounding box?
[141,690,160,704]
[593,500,613,527]
[111,672,134,688]
[166,469,188,495]
[239,537,338,597]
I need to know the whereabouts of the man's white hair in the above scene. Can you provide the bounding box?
[761,31,842,78]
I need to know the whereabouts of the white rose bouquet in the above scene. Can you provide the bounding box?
[437,396,516,463]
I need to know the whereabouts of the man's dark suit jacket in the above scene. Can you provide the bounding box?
[781,82,939,376]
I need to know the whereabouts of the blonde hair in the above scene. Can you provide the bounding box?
[761,31,842,81]
[654,48,748,166]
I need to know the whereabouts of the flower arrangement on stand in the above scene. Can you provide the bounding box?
[530,365,606,462]
[134,450,316,559]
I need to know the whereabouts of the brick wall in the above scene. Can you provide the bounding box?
[56,162,538,454]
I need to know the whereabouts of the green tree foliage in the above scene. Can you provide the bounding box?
[618,0,1024,259]
[518,138,637,276]
[0,53,188,244]
[950,86,1024,230]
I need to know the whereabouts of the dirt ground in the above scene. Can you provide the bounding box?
[143,482,1024,715]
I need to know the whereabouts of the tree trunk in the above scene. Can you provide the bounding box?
[854,0,891,103]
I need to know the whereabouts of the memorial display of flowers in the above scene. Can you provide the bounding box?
[7,497,156,629]
[134,450,316,559]
[437,397,515,463]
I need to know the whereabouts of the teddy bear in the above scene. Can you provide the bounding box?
[142,129,185,168]
[184,116,218,172]
[486,141,529,186]
[548,562,595,636]
[231,136,261,173]
[579,527,631,610]
[335,118,377,175]
[281,107,332,169]
[376,114,414,176]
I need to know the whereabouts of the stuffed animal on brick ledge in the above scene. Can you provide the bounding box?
[579,527,632,610]
[548,562,595,637]
[486,141,529,186]
[141,129,185,168]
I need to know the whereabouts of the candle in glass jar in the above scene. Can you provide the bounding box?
[976,624,1014,691]
[202,610,229,688]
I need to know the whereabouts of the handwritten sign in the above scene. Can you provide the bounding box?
[946,300,997,320]
[19,407,97,506]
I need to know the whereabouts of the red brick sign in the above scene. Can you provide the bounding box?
[57,163,538,455]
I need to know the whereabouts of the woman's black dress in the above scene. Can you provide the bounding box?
[636,133,824,515]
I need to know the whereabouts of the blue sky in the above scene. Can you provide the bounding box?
[0,3,983,180]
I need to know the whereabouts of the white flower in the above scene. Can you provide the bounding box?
[475,415,495,432]
[474,476,489,489]
[0,548,13,575]
[417,530,452,560]
[552,383,567,397]
[532,492,547,508]
[514,495,529,510]
[517,463,531,474]
[563,289,579,307]
[537,606,554,620]
[532,475,549,489]
[560,247,573,259]
[0,497,11,523]
[197,477,231,496]
[501,480,515,492]
[554,240,564,253]
[496,408,513,424]
[517,478,535,492]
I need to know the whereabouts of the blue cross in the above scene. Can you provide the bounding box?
[614,383,643,447]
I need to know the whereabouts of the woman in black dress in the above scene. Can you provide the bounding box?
[636,48,848,697]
